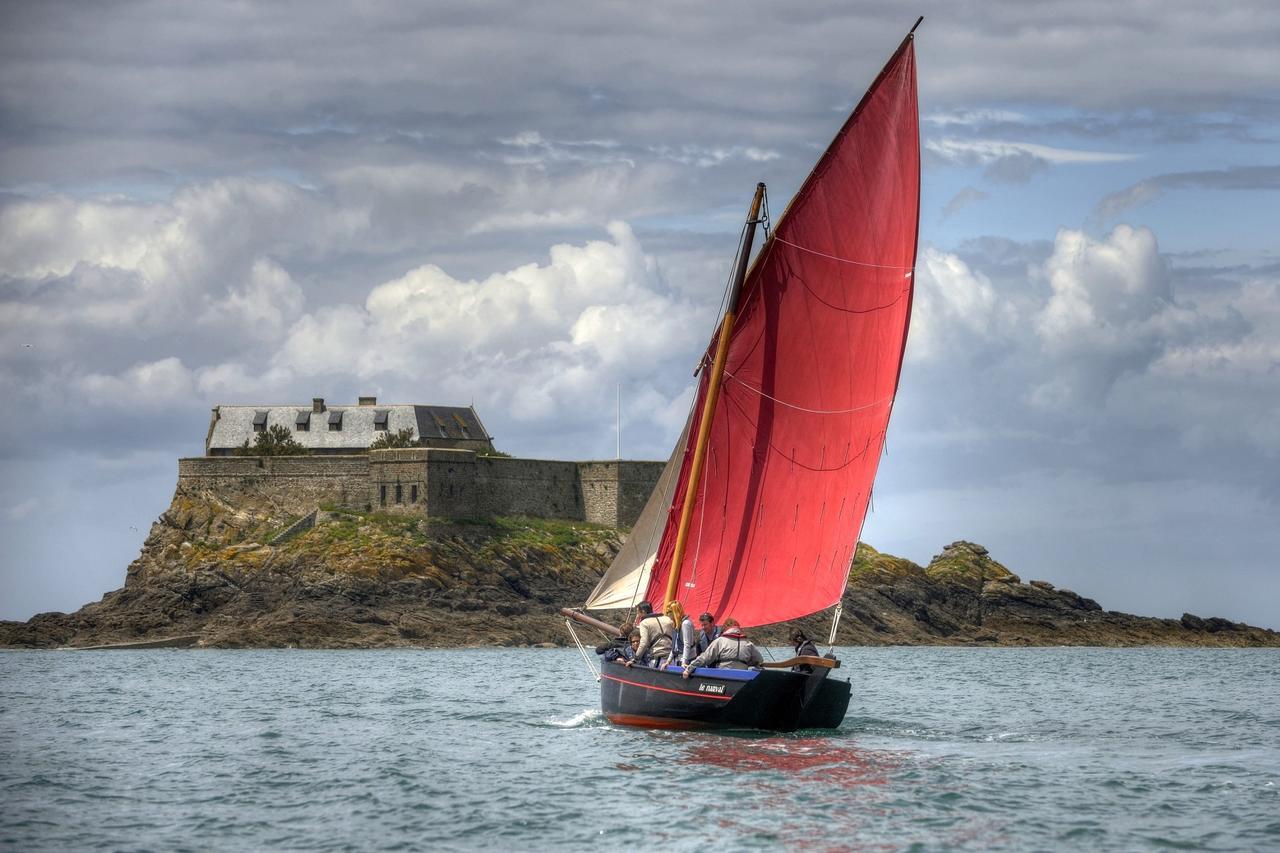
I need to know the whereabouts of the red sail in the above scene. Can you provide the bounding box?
[644,40,920,627]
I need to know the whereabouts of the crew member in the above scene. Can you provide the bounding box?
[682,618,762,676]
[696,613,719,656]
[626,601,673,668]
[789,627,820,673]
[666,600,698,667]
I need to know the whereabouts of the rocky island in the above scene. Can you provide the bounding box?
[3,486,1276,649]
[4,397,1275,649]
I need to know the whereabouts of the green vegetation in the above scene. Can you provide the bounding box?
[925,544,1018,586]
[476,448,512,458]
[848,542,923,581]
[452,515,612,549]
[234,424,307,456]
[369,428,419,450]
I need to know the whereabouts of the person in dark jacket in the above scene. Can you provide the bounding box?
[789,628,820,673]
[595,621,635,664]
[695,613,719,656]
[625,629,645,665]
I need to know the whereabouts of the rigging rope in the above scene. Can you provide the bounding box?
[827,600,844,648]
[565,619,600,682]
[772,235,915,272]
[723,373,894,415]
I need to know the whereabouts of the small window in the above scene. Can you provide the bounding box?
[295,411,310,432]
[453,413,471,439]
[253,411,268,432]
[374,410,389,431]
[380,485,387,507]
[395,483,402,504]
[328,410,343,431]
[410,484,418,503]
[432,414,448,438]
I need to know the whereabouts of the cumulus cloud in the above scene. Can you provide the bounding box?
[76,358,196,409]
[908,248,1006,362]
[278,221,707,428]
[898,225,1279,485]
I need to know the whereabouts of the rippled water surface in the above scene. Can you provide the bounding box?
[2,648,1277,851]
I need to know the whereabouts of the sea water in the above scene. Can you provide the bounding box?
[1,647,1276,851]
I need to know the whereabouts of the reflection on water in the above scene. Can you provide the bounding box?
[672,736,917,851]
[681,735,902,787]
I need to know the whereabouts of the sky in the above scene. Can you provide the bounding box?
[1,1,1277,627]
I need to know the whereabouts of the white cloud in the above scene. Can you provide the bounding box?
[199,258,305,340]
[76,357,195,408]
[0,179,348,342]
[277,221,707,429]
[908,247,1008,362]
[925,109,1028,127]
[926,138,1139,182]
[927,138,1138,167]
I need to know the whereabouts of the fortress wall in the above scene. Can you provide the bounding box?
[175,453,664,526]
[177,456,371,514]
[577,461,664,528]
[616,461,665,528]
[578,462,621,527]
[473,457,582,520]
[368,448,432,514]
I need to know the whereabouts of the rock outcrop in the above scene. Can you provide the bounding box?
[1,491,1276,649]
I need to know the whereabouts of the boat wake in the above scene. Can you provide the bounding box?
[544,708,605,729]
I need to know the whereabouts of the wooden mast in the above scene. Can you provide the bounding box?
[663,182,766,609]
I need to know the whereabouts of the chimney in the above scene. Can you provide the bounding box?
[358,396,377,406]
[312,397,325,413]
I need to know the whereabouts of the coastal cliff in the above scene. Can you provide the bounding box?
[2,489,1276,649]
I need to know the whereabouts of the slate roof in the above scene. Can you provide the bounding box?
[206,403,491,453]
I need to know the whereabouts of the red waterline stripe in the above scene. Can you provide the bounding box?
[606,713,712,730]
[601,673,734,701]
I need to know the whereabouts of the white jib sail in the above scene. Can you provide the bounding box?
[583,415,690,610]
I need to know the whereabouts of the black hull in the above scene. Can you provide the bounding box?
[600,662,850,732]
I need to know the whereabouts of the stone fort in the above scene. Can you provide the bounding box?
[180,397,664,528]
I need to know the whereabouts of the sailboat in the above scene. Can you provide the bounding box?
[561,19,922,732]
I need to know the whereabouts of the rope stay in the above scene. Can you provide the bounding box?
[565,619,600,682]
[827,600,844,647]
[723,373,894,415]
[773,234,915,272]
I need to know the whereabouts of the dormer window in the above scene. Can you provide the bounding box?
[295,411,310,432]
[373,410,389,431]
[453,413,471,439]
[432,414,448,438]
[253,411,268,433]
[328,410,343,431]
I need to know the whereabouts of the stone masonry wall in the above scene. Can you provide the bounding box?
[178,451,663,527]
[177,456,371,515]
